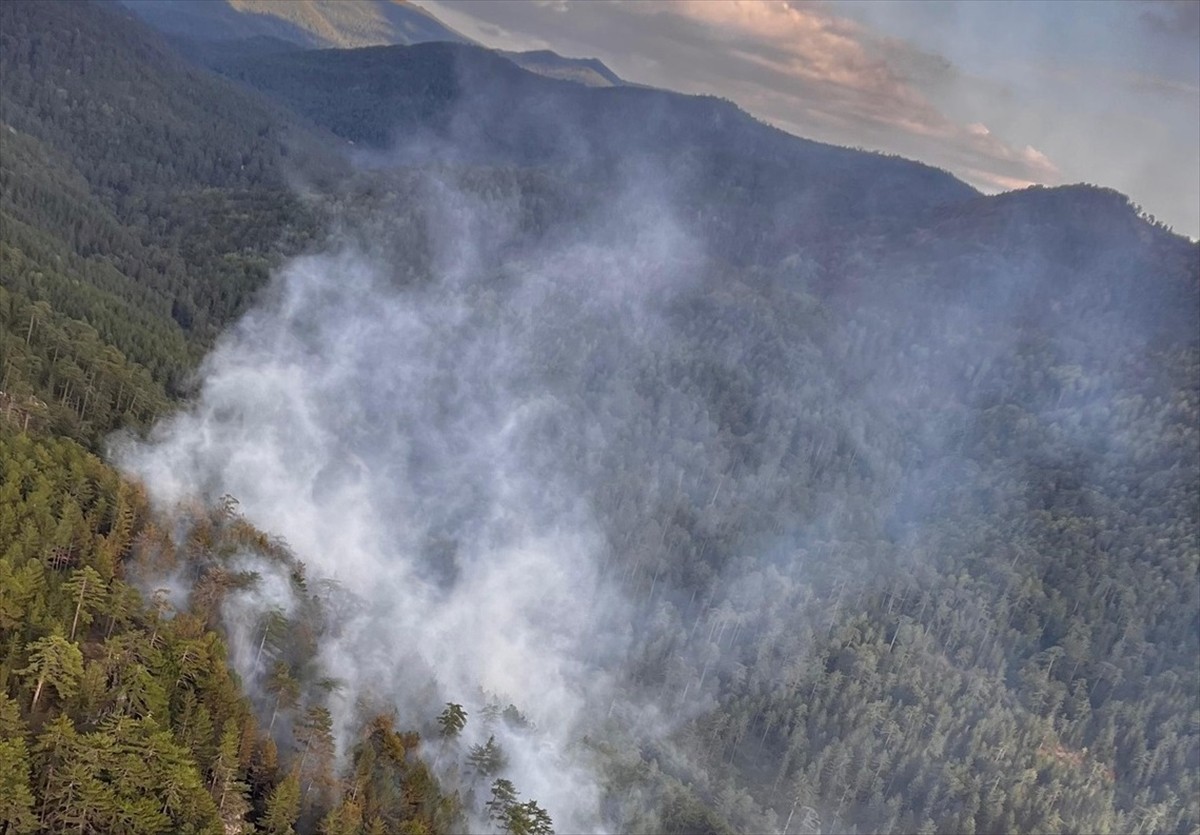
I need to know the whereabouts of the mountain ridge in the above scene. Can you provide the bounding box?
[197,38,982,257]
[116,0,474,49]
[118,0,632,88]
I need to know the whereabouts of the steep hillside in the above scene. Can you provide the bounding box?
[103,156,1197,834]
[0,0,334,438]
[850,185,1200,345]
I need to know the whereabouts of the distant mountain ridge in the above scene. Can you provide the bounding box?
[117,0,474,49]
[118,0,630,88]
[181,30,1199,314]
[198,38,979,260]
[498,49,629,88]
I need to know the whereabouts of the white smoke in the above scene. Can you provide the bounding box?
[115,172,697,832]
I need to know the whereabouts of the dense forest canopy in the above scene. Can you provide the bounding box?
[1,2,1197,834]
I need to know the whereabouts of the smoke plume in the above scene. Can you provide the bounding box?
[116,165,706,831]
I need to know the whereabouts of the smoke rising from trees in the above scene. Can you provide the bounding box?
[115,167,710,831]
[114,62,1200,835]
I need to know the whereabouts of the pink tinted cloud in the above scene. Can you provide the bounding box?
[663,0,1061,189]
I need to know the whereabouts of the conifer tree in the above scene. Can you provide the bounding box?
[0,737,38,834]
[19,632,83,710]
[62,565,106,641]
[261,772,301,835]
[437,702,468,740]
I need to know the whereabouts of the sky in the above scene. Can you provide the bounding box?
[422,0,1200,239]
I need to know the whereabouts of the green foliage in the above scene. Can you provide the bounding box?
[18,632,83,711]
[261,771,301,835]
[658,785,737,835]
[486,779,554,835]
[210,719,252,831]
[437,702,468,739]
[63,565,107,641]
[467,735,508,781]
[0,427,459,832]
[486,778,519,825]
[0,279,174,443]
[319,797,364,835]
[0,0,325,449]
[0,734,37,834]
[340,714,461,834]
[31,713,222,834]
[502,800,555,835]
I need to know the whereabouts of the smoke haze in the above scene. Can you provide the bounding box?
[115,166,707,831]
[112,48,1200,835]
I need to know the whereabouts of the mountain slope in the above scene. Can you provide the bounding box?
[879,184,1200,342]
[168,34,1200,833]
[500,49,628,88]
[120,0,630,88]
[1,4,458,832]
[203,39,978,261]
[0,0,337,442]
[117,0,474,48]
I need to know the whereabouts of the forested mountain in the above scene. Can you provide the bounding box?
[1,2,1197,835]
[0,2,430,831]
[0,0,342,441]
[120,0,628,89]
[194,38,974,250]
[495,51,627,89]
[118,0,475,50]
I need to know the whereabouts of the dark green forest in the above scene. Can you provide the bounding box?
[1,2,452,831]
[1,1,1197,834]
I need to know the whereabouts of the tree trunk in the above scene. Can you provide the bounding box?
[31,674,45,710]
[70,580,86,640]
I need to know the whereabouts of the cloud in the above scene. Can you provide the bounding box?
[661,0,1062,185]
[825,0,1198,237]
[421,0,1198,235]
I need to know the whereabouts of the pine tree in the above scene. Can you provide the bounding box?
[19,632,84,710]
[437,702,468,740]
[486,778,519,827]
[467,735,507,780]
[210,719,251,834]
[295,704,336,803]
[0,737,38,834]
[504,800,554,835]
[261,772,301,835]
[266,661,300,731]
[62,565,107,641]
[319,797,364,835]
